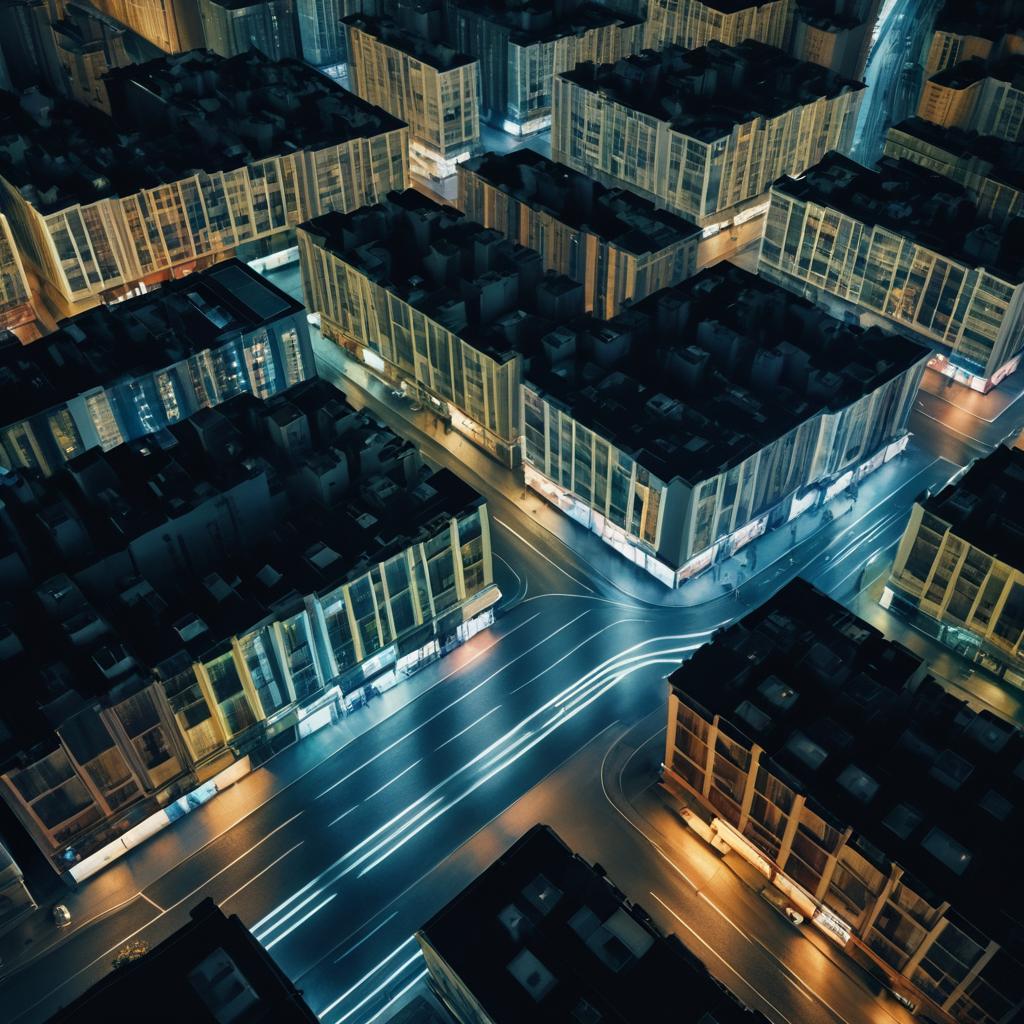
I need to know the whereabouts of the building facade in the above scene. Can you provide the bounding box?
[0,51,409,317]
[758,151,1024,391]
[444,0,645,135]
[644,0,794,53]
[457,150,700,319]
[551,41,863,234]
[0,212,32,332]
[664,577,1024,1024]
[344,13,481,180]
[197,0,300,60]
[92,0,205,52]
[917,55,1024,144]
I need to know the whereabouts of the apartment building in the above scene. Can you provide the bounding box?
[551,40,863,247]
[197,0,300,60]
[298,190,586,467]
[923,0,1024,78]
[0,260,315,477]
[886,444,1024,687]
[0,379,498,879]
[344,13,481,181]
[91,0,204,52]
[664,577,1024,1024]
[444,0,645,135]
[457,150,700,319]
[644,0,793,53]
[885,118,1024,228]
[418,824,772,1024]
[790,0,882,80]
[758,151,1024,391]
[0,50,409,318]
[918,54,1024,144]
[521,264,927,586]
[0,212,32,332]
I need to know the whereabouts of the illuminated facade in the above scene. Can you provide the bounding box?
[52,0,135,114]
[644,0,793,52]
[92,0,204,52]
[886,445,1024,688]
[0,381,498,878]
[551,41,863,229]
[758,152,1024,390]
[0,260,315,477]
[457,150,700,319]
[0,211,32,331]
[923,0,1024,79]
[197,0,300,59]
[917,55,1024,144]
[0,51,409,317]
[521,266,927,586]
[344,13,481,180]
[444,0,644,134]
[665,577,1024,1024]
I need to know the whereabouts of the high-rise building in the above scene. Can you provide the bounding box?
[885,443,1024,686]
[418,824,772,1024]
[0,260,315,477]
[664,576,1024,1024]
[922,0,1024,79]
[197,0,300,60]
[551,41,863,247]
[0,50,409,318]
[758,151,1024,391]
[520,264,926,586]
[457,149,700,319]
[917,54,1024,143]
[644,0,794,53]
[0,212,33,333]
[298,189,586,467]
[789,0,882,80]
[885,118,1024,228]
[444,0,645,136]
[92,0,205,53]
[0,0,65,95]
[0,378,498,878]
[296,0,378,67]
[344,12,482,181]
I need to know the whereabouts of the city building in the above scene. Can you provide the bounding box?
[0,212,33,333]
[0,378,498,878]
[917,54,1024,143]
[47,898,319,1022]
[664,577,1024,1024]
[521,264,927,586]
[0,259,315,478]
[643,0,794,54]
[0,0,66,96]
[456,149,700,319]
[0,838,35,938]
[444,0,645,136]
[296,0,378,67]
[922,0,1024,79]
[884,118,1024,228]
[885,443,1024,687]
[344,12,482,181]
[298,189,586,467]
[90,0,205,53]
[758,151,1024,391]
[789,0,882,80]
[197,0,300,60]
[418,823,772,1024]
[0,49,409,318]
[551,40,863,253]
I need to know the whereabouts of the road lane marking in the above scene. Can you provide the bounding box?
[222,842,303,906]
[264,893,338,950]
[318,938,417,1018]
[434,706,501,751]
[333,912,398,964]
[329,806,358,827]
[139,893,164,913]
[493,516,596,594]
[362,759,422,803]
[361,969,429,1024]
[330,952,424,1023]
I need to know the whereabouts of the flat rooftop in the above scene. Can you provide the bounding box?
[460,149,700,254]
[344,13,476,72]
[668,577,1024,948]
[928,52,1024,89]
[446,0,642,46]
[0,260,303,426]
[558,39,864,143]
[0,50,404,214]
[772,151,1024,282]
[418,824,770,1024]
[523,263,928,486]
[932,0,1024,40]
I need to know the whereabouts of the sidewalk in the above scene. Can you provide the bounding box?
[919,365,1024,424]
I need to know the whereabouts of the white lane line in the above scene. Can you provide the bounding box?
[330,952,424,1024]
[363,759,422,803]
[333,912,399,964]
[329,806,358,827]
[493,516,596,594]
[362,970,429,1024]
[139,893,164,913]
[264,894,338,950]
[913,406,989,444]
[434,706,501,751]
[222,843,303,906]
[318,938,417,1018]
[495,552,527,602]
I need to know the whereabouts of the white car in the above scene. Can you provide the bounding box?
[759,887,804,926]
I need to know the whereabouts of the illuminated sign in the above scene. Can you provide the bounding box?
[812,905,852,946]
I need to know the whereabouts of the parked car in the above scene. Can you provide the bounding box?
[52,904,71,927]
[680,808,731,855]
[759,886,804,926]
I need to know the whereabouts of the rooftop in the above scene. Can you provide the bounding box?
[772,151,1024,282]
[0,50,405,214]
[928,52,1024,89]
[459,149,700,254]
[47,898,318,1022]
[933,0,1024,42]
[344,12,476,72]
[558,39,864,143]
[668,577,1024,947]
[418,824,770,1024]
[522,263,928,486]
[0,260,303,426]
[445,0,642,46]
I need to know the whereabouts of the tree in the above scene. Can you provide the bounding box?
[111,938,149,970]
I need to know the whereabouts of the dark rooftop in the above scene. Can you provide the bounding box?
[928,52,1024,89]
[668,577,1024,949]
[344,13,477,72]
[445,0,642,46]
[932,0,1024,39]
[418,824,771,1024]
[459,149,700,254]
[772,151,1024,282]
[47,898,318,1022]
[558,39,864,143]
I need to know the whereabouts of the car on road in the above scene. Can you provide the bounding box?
[679,808,731,854]
[759,886,804,926]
